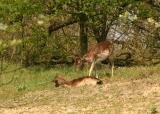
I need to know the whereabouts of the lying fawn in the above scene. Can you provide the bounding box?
[52,74,103,87]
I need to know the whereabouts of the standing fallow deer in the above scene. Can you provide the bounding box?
[76,41,114,78]
[52,74,103,87]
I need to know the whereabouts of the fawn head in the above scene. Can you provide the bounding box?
[52,74,67,87]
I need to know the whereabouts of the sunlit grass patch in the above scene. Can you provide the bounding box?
[110,64,160,80]
[0,63,160,102]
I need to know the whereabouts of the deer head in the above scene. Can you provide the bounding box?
[73,55,84,70]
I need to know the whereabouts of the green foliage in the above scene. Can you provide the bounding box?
[0,0,159,66]
[0,39,22,53]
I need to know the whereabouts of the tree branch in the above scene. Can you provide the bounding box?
[48,17,78,36]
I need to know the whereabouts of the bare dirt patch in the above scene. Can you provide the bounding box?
[0,77,160,114]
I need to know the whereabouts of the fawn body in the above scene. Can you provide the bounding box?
[52,74,103,87]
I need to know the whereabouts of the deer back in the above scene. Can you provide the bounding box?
[83,41,113,62]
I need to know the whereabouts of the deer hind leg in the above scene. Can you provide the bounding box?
[89,61,95,76]
[108,56,114,77]
[94,64,98,78]
[110,58,114,77]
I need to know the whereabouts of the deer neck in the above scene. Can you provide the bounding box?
[83,53,95,63]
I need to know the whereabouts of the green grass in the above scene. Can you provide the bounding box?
[0,63,87,101]
[0,63,160,101]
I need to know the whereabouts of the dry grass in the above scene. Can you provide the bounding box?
[0,64,160,114]
[0,76,160,114]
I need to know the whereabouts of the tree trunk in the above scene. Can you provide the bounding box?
[79,14,88,56]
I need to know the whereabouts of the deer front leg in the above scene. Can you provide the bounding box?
[89,61,95,76]
[109,56,114,77]
[111,61,114,77]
